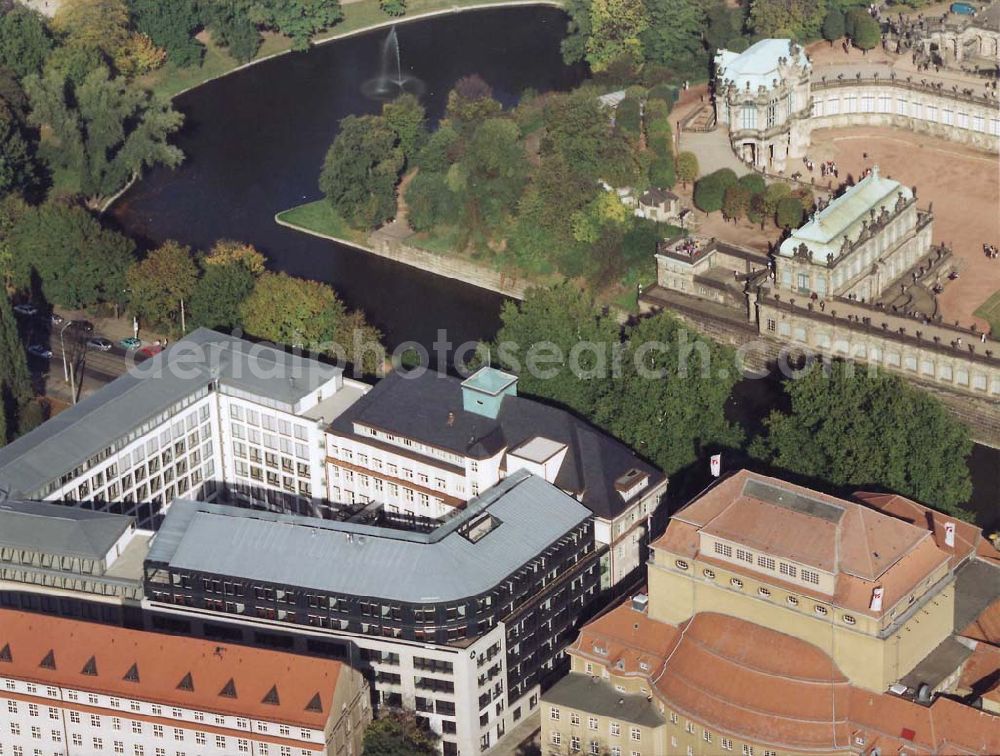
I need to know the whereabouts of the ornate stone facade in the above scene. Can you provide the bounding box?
[916,2,1000,68]
[714,39,813,172]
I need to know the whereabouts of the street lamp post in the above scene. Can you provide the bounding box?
[59,320,74,383]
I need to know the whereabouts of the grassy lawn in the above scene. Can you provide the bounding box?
[276,200,369,245]
[974,290,1000,337]
[143,0,563,101]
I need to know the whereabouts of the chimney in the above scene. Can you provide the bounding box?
[446,411,455,427]
[631,594,649,613]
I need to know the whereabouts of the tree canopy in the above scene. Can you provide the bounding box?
[0,5,53,78]
[319,114,403,229]
[8,202,134,308]
[126,240,198,330]
[26,66,184,205]
[363,710,438,756]
[0,289,31,445]
[751,363,973,516]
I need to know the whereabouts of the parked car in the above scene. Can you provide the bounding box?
[87,337,113,352]
[27,344,52,359]
[119,337,141,350]
[136,344,164,358]
[13,304,38,317]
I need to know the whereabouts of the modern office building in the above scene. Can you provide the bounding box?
[542,470,1000,756]
[142,470,602,756]
[0,501,148,626]
[0,329,369,529]
[326,367,667,587]
[0,608,370,756]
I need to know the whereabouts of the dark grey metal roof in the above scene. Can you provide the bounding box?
[0,329,340,497]
[146,470,591,603]
[0,501,132,560]
[543,673,665,727]
[329,370,665,520]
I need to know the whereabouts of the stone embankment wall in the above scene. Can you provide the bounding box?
[274,216,528,300]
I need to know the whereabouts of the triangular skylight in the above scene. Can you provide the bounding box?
[177,672,194,691]
[81,657,98,676]
[40,650,55,669]
[262,685,280,705]
[123,663,139,682]
[219,678,237,698]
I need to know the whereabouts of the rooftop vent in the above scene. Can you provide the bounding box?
[631,593,649,613]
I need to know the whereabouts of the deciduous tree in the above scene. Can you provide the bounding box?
[675,151,699,187]
[822,6,845,42]
[259,0,343,52]
[189,260,256,331]
[383,94,427,165]
[849,9,880,51]
[363,710,438,756]
[722,182,750,222]
[776,195,804,228]
[126,240,198,330]
[53,0,131,66]
[750,363,973,515]
[203,239,267,275]
[0,289,30,444]
[319,114,402,229]
[444,75,502,135]
[594,311,743,475]
[129,0,204,67]
[493,283,620,417]
[585,0,649,71]
[26,66,184,206]
[748,0,826,39]
[641,0,706,73]
[8,202,134,308]
[0,5,52,78]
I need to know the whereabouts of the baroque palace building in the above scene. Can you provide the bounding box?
[642,170,1000,405]
[541,470,1000,756]
[713,37,1000,171]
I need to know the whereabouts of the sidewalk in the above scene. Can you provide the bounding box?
[490,710,540,756]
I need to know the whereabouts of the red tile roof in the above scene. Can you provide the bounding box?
[958,642,1000,705]
[654,471,954,617]
[0,610,343,729]
[963,598,1000,646]
[570,604,1000,753]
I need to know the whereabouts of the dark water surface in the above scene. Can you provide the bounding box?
[113,6,584,349]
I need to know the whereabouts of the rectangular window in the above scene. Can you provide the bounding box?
[735,548,753,564]
[713,542,732,558]
[801,570,820,585]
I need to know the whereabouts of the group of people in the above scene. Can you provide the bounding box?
[819,161,840,178]
[985,243,999,259]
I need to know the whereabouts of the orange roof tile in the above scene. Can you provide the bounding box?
[571,599,682,678]
[958,642,1000,704]
[653,471,953,617]
[963,598,1000,646]
[854,491,988,570]
[568,608,1000,754]
[0,610,343,729]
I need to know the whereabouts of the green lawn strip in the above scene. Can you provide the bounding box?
[973,290,1000,336]
[144,0,562,101]
[275,200,368,246]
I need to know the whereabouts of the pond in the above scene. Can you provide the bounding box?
[112,6,584,350]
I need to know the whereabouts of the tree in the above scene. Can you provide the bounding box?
[585,0,650,71]
[319,114,402,229]
[363,710,438,756]
[189,261,256,331]
[493,283,620,417]
[762,181,792,217]
[750,363,973,515]
[203,239,267,275]
[204,0,261,63]
[748,0,826,39]
[704,0,743,51]
[776,195,804,228]
[850,10,880,51]
[594,311,743,475]
[53,0,131,66]
[114,32,167,77]
[444,75,502,135]
[561,0,593,66]
[722,183,751,222]
[380,0,406,16]
[0,100,41,199]
[641,0,706,73]
[240,272,383,373]
[126,240,198,330]
[615,96,641,138]
[822,6,845,43]
[26,66,184,206]
[404,170,457,232]
[258,0,343,52]
[0,289,30,444]
[41,40,105,87]
[454,117,526,237]
[0,6,53,79]
[129,0,204,67]
[645,98,675,189]
[693,169,736,213]
[737,172,766,197]
[675,151,699,187]
[8,202,134,308]
[383,94,427,165]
